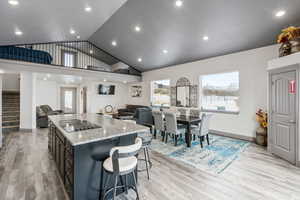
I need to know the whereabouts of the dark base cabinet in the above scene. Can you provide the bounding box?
[48,122,137,200]
[48,122,74,200]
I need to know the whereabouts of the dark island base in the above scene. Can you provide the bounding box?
[48,122,138,200]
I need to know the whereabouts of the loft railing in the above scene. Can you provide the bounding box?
[0,41,141,76]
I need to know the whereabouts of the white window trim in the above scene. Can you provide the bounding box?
[199,71,240,115]
[150,79,171,107]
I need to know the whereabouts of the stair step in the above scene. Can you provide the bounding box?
[3,125,19,129]
[3,119,20,123]
[2,121,19,126]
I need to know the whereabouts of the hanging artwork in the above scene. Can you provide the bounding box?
[131,85,142,97]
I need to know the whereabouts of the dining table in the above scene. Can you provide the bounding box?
[176,115,202,147]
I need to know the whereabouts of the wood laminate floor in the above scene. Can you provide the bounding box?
[1,129,300,200]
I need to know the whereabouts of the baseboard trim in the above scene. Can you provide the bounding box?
[210,129,255,142]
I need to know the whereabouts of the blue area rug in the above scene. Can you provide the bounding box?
[150,134,250,174]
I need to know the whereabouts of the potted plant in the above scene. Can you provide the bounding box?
[255,109,268,146]
[278,26,300,57]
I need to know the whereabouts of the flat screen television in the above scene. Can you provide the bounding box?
[98,84,115,95]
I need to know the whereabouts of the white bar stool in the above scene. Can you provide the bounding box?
[101,137,142,200]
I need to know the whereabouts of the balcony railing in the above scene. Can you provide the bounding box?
[0,41,141,76]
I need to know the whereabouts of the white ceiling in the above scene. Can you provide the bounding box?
[0,0,127,45]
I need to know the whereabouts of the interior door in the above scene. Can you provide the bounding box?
[61,87,77,114]
[270,70,296,164]
[82,87,87,114]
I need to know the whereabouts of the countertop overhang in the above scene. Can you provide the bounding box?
[48,114,150,146]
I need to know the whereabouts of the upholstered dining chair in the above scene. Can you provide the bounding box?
[152,111,165,140]
[191,113,213,148]
[189,109,201,118]
[164,112,186,146]
[177,108,188,116]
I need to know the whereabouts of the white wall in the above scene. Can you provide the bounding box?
[128,45,279,138]
[36,80,60,109]
[84,81,129,113]
[20,72,36,129]
[2,74,20,91]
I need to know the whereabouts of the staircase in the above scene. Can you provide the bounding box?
[2,91,20,134]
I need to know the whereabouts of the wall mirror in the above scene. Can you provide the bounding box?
[176,77,191,107]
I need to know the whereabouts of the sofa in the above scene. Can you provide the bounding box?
[36,105,63,128]
[117,104,149,117]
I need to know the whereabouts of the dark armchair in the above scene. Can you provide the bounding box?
[134,107,154,134]
[36,105,63,128]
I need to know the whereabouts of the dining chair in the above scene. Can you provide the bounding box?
[177,108,188,116]
[189,109,201,118]
[191,113,213,148]
[164,112,186,146]
[152,111,165,141]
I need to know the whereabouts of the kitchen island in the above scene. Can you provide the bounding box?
[48,114,149,200]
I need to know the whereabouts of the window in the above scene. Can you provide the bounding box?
[200,71,239,113]
[151,79,170,107]
[62,50,76,67]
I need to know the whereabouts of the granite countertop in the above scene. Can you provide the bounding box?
[48,114,150,146]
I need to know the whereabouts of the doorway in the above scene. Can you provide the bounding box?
[269,69,297,164]
[82,87,87,113]
[61,87,77,114]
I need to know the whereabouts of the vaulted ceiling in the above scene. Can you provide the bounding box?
[0,0,127,44]
[90,0,300,71]
[1,0,300,72]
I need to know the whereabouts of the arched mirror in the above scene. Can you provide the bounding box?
[176,77,191,107]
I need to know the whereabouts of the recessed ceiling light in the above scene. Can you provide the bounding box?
[89,50,93,54]
[70,29,76,34]
[203,36,209,41]
[123,81,127,84]
[15,30,23,36]
[46,74,51,78]
[103,79,107,82]
[43,77,47,81]
[8,0,19,6]
[76,35,81,39]
[135,26,141,32]
[137,58,142,62]
[163,49,168,54]
[275,10,286,17]
[112,40,117,46]
[175,0,183,7]
[85,6,92,12]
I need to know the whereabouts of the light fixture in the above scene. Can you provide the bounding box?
[0,69,5,74]
[135,26,141,32]
[123,81,127,84]
[275,10,286,17]
[103,79,107,82]
[46,74,51,78]
[111,40,117,46]
[85,6,92,12]
[8,0,19,6]
[15,30,23,36]
[137,58,142,62]
[163,49,168,54]
[89,50,93,54]
[43,77,47,81]
[70,29,76,34]
[175,0,183,7]
[76,35,81,39]
[203,36,209,41]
